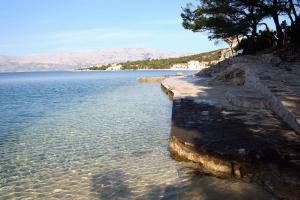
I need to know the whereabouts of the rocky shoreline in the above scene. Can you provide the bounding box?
[161,54,300,200]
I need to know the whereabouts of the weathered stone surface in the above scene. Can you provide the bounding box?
[225,87,268,109]
[138,76,166,83]
[161,55,300,199]
[170,99,300,162]
[138,74,184,83]
[210,65,245,86]
[244,57,300,135]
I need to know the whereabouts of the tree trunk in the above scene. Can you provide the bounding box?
[288,10,295,26]
[272,14,284,47]
[288,0,298,20]
[248,4,257,53]
[230,41,234,55]
[236,35,240,46]
[261,23,270,31]
[250,23,257,53]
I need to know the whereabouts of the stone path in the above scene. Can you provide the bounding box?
[251,61,300,134]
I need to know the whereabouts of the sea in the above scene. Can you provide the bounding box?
[0,71,274,199]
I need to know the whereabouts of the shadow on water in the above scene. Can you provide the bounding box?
[90,169,189,199]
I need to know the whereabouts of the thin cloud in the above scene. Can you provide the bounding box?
[31,28,199,46]
[0,27,218,55]
[39,28,156,44]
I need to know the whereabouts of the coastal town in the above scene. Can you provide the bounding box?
[83,60,214,71]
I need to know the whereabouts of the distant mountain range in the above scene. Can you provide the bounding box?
[0,48,186,72]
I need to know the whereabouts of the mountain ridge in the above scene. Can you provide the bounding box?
[0,48,187,72]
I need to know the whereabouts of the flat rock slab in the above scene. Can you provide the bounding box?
[138,77,166,83]
[171,99,300,163]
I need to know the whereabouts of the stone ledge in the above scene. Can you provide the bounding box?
[168,98,300,200]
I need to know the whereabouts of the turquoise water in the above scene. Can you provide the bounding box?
[0,71,273,199]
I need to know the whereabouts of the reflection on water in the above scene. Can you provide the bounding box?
[0,71,274,199]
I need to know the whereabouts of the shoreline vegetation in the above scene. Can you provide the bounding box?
[79,49,225,71]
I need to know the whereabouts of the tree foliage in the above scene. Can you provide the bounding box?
[182,0,300,53]
[81,50,223,70]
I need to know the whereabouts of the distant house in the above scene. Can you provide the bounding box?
[171,63,188,70]
[106,64,122,71]
[171,60,207,70]
[187,60,202,69]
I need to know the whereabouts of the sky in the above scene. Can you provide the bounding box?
[0,0,226,56]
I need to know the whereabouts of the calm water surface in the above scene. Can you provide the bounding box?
[0,71,274,199]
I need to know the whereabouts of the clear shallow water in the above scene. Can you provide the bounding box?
[0,71,274,200]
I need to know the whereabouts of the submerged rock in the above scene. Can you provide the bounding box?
[138,77,166,83]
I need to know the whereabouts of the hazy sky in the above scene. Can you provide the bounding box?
[0,0,226,55]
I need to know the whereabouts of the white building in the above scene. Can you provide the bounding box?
[170,60,207,70]
[187,60,202,70]
[171,63,188,70]
[106,64,122,71]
